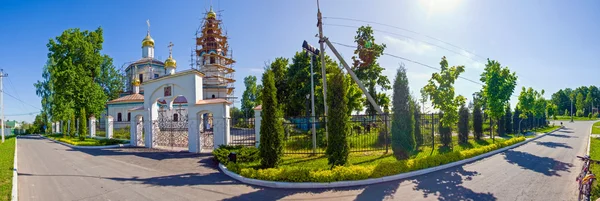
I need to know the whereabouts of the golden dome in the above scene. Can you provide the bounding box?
[207,6,216,19]
[165,56,177,68]
[142,33,154,47]
[132,79,141,86]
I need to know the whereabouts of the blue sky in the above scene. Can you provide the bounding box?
[2,0,600,122]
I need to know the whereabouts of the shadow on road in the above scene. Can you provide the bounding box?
[502,150,573,176]
[70,147,213,162]
[546,133,577,138]
[534,141,573,149]
[411,167,497,201]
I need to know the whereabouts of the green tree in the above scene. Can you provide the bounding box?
[458,103,469,144]
[69,114,76,137]
[34,59,54,131]
[504,104,512,134]
[351,26,391,116]
[97,55,124,101]
[345,74,365,115]
[47,28,110,120]
[422,56,465,147]
[391,65,415,160]
[79,108,87,140]
[513,106,521,133]
[586,91,594,116]
[412,99,423,147]
[258,70,284,168]
[517,87,536,132]
[480,59,517,140]
[241,75,259,118]
[326,66,349,166]
[269,57,289,111]
[533,90,547,128]
[576,92,585,116]
[473,98,483,140]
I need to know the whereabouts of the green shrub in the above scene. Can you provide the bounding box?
[577,109,584,117]
[231,136,526,182]
[473,104,483,140]
[79,108,87,141]
[259,70,284,168]
[458,104,469,143]
[438,113,452,148]
[413,103,423,146]
[391,66,415,160]
[213,145,260,164]
[326,66,349,166]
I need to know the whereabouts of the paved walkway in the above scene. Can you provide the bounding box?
[18,121,590,200]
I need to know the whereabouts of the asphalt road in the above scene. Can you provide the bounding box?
[18,120,592,201]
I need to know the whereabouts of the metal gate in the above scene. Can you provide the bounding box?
[154,110,188,149]
[200,115,214,151]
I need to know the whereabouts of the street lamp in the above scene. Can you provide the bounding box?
[303,41,321,154]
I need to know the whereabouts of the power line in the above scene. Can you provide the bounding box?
[323,16,488,61]
[2,91,41,110]
[323,23,488,70]
[5,111,39,117]
[329,41,521,98]
[7,77,26,111]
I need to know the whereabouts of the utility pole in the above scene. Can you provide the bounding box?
[0,69,7,143]
[316,0,329,142]
[571,97,574,123]
[303,41,319,154]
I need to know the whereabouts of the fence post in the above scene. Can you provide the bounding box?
[106,116,113,139]
[384,114,389,153]
[89,116,96,137]
[431,113,435,154]
[254,106,262,148]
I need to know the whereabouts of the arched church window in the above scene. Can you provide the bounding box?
[117,113,122,122]
[174,113,179,122]
[139,74,144,83]
[212,94,216,99]
[210,57,215,64]
[127,113,131,122]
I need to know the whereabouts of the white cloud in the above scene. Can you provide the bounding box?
[384,35,434,55]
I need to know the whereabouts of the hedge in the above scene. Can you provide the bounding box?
[229,137,526,182]
[213,145,260,165]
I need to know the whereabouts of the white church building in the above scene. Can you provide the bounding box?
[91,8,248,153]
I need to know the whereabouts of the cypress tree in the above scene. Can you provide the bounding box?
[69,114,76,137]
[473,103,483,140]
[259,70,284,168]
[458,103,469,144]
[439,112,452,147]
[79,108,87,141]
[513,107,521,133]
[497,116,505,136]
[391,66,415,160]
[412,99,423,147]
[504,104,512,134]
[326,66,349,166]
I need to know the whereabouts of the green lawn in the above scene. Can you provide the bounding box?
[587,137,600,200]
[0,137,15,201]
[45,134,125,146]
[592,122,600,134]
[555,115,598,121]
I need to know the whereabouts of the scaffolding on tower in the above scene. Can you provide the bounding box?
[193,7,236,102]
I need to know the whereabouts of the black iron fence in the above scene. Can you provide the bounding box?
[282,114,391,154]
[229,118,256,146]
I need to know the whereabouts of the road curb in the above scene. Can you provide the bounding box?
[219,127,562,189]
[40,135,130,149]
[587,121,598,155]
[11,137,18,201]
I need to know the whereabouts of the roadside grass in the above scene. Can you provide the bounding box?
[44,134,125,146]
[236,135,511,171]
[555,115,598,121]
[588,137,600,201]
[0,136,15,201]
[593,121,600,134]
